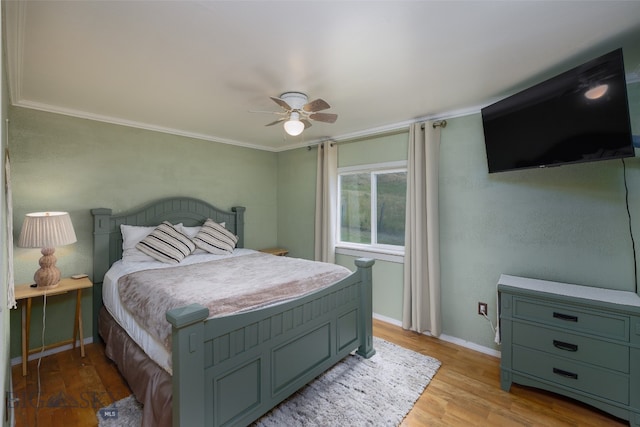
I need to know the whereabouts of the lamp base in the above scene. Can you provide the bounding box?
[34,247,61,289]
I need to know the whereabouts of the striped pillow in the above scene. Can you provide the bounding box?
[136,221,196,264]
[192,219,238,255]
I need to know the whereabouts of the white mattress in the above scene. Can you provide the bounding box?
[102,248,257,374]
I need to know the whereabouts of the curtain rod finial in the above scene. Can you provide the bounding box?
[421,120,447,130]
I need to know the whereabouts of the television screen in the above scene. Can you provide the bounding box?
[482,48,634,174]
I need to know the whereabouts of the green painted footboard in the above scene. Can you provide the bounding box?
[166,258,375,427]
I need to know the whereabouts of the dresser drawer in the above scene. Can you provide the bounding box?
[512,346,629,405]
[512,322,629,373]
[513,297,629,340]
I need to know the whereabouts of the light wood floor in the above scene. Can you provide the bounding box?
[11,319,627,426]
[374,320,627,427]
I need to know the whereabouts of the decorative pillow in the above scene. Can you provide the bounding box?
[121,224,157,263]
[175,222,226,254]
[135,221,196,264]
[192,219,238,255]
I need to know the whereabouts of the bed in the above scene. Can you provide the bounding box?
[91,197,375,426]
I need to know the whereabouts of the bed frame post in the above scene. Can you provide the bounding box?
[355,258,376,358]
[91,208,112,342]
[166,304,209,427]
[231,206,245,248]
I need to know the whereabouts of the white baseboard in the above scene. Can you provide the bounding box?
[438,334,501,358]
[373,313,501,358]
[10,337,94,366]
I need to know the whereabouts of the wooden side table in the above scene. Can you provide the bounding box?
[259,247,289,256]
[15,276,93,376]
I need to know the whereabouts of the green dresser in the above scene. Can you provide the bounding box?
[498,274,640,426]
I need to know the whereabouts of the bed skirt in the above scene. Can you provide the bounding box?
[98,307,172,427]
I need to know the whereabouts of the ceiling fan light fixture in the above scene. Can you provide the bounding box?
[257,92,336,135]
[284,112,305,136]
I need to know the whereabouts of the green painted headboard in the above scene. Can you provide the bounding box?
[91,197,246,284]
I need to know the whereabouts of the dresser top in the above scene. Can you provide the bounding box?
[498,274,640,309]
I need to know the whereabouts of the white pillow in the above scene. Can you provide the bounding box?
[121,224,157,263]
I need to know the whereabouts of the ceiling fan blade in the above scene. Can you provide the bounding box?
[301,119,312,129]
[303,98,330,112]
[309,112,338,123]
[265,118,286,126]
[249,110,286,115]
[270,96,292,111]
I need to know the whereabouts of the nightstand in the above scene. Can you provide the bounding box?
[15,276,93,376]
[259,247,289,256]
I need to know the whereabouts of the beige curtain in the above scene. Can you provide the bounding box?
[402,122,441,335]
[5,149,16,309]
[314,142,338,263]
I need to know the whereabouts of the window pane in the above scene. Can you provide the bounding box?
[340,173,371,244]
[376,172,406,245]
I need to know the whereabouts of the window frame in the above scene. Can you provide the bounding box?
[336,161,407,262]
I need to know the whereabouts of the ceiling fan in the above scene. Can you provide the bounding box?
[257,92,338,136]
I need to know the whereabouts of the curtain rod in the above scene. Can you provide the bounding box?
[310,119,447,149]
[328,127,410,147]
[421,120,447,130]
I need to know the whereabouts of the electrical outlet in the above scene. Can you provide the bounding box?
[478,302,488,316]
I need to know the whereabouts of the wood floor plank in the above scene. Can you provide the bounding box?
[11,342,132,427]
[10,319,628,426]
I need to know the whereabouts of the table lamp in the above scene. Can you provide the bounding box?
[18,211,77,289]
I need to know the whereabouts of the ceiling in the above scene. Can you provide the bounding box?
[5,1,640,152]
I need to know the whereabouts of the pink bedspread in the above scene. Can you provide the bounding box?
[118,252,351,351]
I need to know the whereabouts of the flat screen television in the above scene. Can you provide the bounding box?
[481,48,634,174]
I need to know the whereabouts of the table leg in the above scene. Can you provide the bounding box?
[74,289,85,357]
[22,298,32,376]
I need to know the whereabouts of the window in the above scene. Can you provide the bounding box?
[338,162,407,254]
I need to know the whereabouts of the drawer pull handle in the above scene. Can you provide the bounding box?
[553,312,578,322]
[553,340,578,352]
[553,367,578,380]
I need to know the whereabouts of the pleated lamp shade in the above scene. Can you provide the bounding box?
[18,212,77,289]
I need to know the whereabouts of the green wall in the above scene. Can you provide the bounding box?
[336,252,405,320]
[440,113,639,348]
[8,107,278,357]
[276,147,317,260]
[338,132,408,167]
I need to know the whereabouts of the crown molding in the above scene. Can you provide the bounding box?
[13,99,278,152]
[14,97,483,154]
[4,0,27,106]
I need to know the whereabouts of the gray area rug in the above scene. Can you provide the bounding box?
[97,337,441,426]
